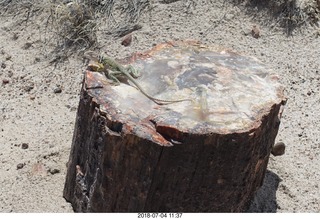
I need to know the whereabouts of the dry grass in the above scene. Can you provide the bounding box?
[48,0,151,58]
[0,0,46,27]
[93,0,151,37]
[2,0,317,62]
[52,1,98,52]
[0,0,151,63]
[1,0,319,47]
[232,0,320,35]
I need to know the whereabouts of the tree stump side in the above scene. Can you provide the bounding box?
[63,86,166,212]
[144,103,282,212]
[63,86,284,212]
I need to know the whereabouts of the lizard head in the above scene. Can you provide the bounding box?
[88,60,105,72]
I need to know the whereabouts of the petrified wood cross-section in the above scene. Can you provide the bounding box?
[63,40,286,212]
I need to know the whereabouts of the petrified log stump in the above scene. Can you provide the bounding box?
[63,40,286,212]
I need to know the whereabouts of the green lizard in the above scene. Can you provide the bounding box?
[84,51,192,105]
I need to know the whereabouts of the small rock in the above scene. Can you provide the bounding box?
[251,25,261,39]
[54,87,62,94]
[49,168,60,175]
[1,62,6,69]
[30,95,36,100]
[17,163,25,170]
[2,79,9,84]
[5,55,12,61]
[307,91,312,96]
[271,142,285,156]
[21,143,29,149]
[121,34,132,47]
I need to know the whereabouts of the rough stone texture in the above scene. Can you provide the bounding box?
[63,41,286,212]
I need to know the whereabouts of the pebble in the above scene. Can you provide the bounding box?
[2,79,9,84]
[17,163,25,170]
[21,143,29,149]
[1,62,6,69]
[49,168,60,175]
[271,142,286,156]
[251,25,261,39]
[54,87,62,94]
[121,34,132,47]
[5,55,12,61]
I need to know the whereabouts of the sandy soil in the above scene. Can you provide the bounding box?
[1,0,320,213]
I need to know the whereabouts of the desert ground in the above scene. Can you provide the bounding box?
[0,0,320,213]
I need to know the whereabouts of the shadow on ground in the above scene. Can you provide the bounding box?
[247,170,281,212]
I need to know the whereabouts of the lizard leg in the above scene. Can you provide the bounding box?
[108,69,139,87]
[106,70,121,85]
[126,65,141,78]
